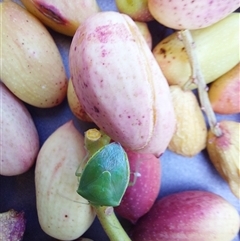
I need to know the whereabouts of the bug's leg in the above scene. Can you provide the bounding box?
[75,154,89,179]
[128,171,141,186]
[75,163,82,178]
[56,191,89,205]
[128,157,143,186]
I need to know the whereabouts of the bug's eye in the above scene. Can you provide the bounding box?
[77,142,130,207]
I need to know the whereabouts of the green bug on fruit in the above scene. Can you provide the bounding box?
[76,141,130,207]
[75,128,132,241]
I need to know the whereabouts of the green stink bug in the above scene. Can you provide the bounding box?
[77,142,130,207]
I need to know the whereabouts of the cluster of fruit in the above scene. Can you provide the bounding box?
[1,0,239,240]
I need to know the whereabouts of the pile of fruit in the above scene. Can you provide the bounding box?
[1,0,239,240]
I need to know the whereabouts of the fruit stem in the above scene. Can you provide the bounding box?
[94,206,132,241]
[180,30,222,137]
[84,128,111,160]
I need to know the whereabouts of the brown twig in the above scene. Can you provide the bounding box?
[180,30,222,137]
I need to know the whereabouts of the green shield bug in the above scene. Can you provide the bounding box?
[77,142,130,207]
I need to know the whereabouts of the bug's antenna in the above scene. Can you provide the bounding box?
[56,191,89,205]
[75,154,89,179]
[128,158,142,186]
[129,171,141,186]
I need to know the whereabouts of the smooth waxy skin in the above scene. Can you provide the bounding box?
[1,0,67,108]
[208,63,240,114]
[20,0,100,36]
[207,121,240,199]
[168,85,207,157]
[63,19,152,101]
[115,150,161,224]
[131,190,240,241]
[135,21,152,49]
[153,13,240,89]
[35,121,95,240]
[69,11,176,157]
[67,78,92,122]
[115,0,153,22]
[1,83,39,176]
[148,0,239,30]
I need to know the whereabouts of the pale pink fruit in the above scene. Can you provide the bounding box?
[1,82,39,176]
[69,11,176,157]
[148,0,239,30]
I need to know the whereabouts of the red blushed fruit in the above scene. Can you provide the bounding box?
[115,150,161,224]
[130,190,240,241]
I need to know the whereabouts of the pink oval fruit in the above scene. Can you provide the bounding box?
[115,150,161,223]
[1,83,39,176]
[69,11,176,157]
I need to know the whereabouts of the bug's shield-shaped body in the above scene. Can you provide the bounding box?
[77,142,130,207]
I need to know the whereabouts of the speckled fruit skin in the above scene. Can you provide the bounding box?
[1,0,67,108]
[1,82,39,176]
[0,209,26,241]
[69,11,176,157]
[130,190,240,241]
[20,0,100,36]
[35,121,96,240]
[115,150,161,224]
[148,0,239,30]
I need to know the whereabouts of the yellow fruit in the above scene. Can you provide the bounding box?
[208,63,240,114]
[115,0,153,22]
[153,13,239,89]
[35,121,96,240]
[135,21,152,49]
[207,121,240,199]
[67,78,93,122]
[1,0,67,108]
[168,85,207,156]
